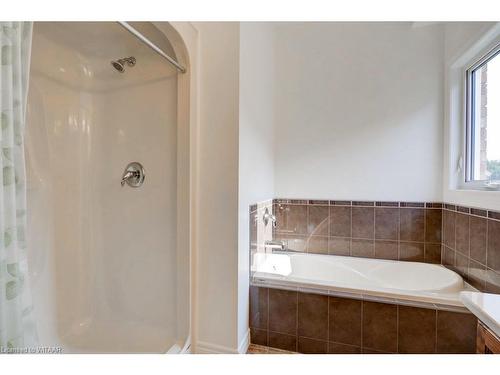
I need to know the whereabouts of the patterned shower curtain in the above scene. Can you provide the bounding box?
[0,22,37,352]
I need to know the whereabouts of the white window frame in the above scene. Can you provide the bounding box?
[461,41,500,191]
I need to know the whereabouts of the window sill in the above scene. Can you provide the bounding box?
[455,186,500,193]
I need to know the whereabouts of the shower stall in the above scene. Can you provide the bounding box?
[25,22,190,353]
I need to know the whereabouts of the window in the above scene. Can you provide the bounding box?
[465,43,500,188]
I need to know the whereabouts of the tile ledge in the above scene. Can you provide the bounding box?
[460,291,500,339]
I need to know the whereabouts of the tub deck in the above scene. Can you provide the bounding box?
[251,252,475,311]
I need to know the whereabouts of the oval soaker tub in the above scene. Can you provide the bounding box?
[251,252,471,308]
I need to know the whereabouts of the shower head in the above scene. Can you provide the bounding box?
[111,60,125,72]
[111,56,136,73]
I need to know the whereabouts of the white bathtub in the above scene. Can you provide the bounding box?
[251,252,474,309]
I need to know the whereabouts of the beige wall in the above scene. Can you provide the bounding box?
[273,22,445,201]
[191,22,242,352]
[238,22,276,350]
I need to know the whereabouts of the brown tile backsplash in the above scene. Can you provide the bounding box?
[443,246,456,269]
[400,208,425,242]
[250,287,478,354]
[328,237,351,256]
[424,243,442,264]
[439,205,500,293]
[271,200,443,264]
[330,206,351,237]
[330,200,351,206]
[489,211,500,221]
[352,207,375,239]
[455,251,469,278]
[470,216,487,264]
[471,208,488,217]
[286,205,308,235]
[442,209,456,249]
[487,219,500,273]
[374,240,399,260]
[306,236,329,254]
[249,199,500,354]
[425,208,442,243]
[261,199,500,294]
[376,201,399,207]
[485,270,500,294]
[351,239,375,258]
[352,201,375,206]
[455,213,470,256]
[400,242,424,262]
[468,260,487,291]
[375,208,399,240]
[307,205,329,236]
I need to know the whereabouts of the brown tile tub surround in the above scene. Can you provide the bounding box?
[441,204,500,294]
[272,200,442,264]
[249,199,500,354]
[249,286,478,354]
[253,199,500,293]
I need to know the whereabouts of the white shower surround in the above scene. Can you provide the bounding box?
[25,22,191,353]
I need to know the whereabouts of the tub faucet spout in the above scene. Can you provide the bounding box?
[264,240,286,251]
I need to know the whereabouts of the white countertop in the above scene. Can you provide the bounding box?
[460,291,500,338]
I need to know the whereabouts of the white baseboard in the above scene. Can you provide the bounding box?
[195,329,250,354]
[195,341,239,354]
[237,329,250,354]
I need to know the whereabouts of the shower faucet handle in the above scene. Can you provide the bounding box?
[121,170,138,186]
[262,207,277,227]
[121,162,145,188]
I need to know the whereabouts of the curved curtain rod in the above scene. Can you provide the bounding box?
[117,22,187,74]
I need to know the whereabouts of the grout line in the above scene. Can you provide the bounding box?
[296,291,298,352]
[360,300,364,351]
[396,305,399,354]
[486,218,489,269]
[373,208,375,254]
[441,209,444,266]
[267,287,269,346]
[305,206,309,253]
[453,209,457,260]
[327,295,331,344]
[423,207,427,261]
[434,310,438,353]
[397,207,401,261]
[349,206,353,256]
[467,212,471,280]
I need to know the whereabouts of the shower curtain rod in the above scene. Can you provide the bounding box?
[117,22,187,74]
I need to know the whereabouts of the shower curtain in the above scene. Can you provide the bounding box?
[0,22,37,351]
